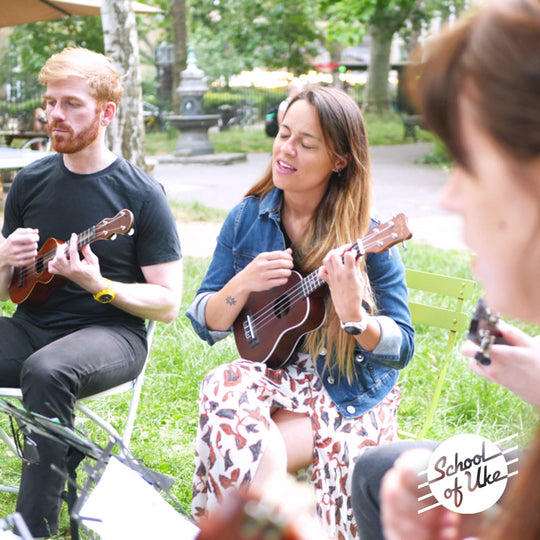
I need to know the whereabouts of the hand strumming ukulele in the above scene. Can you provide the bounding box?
[9,209,134,305]
[233,213,412,368]
[196,480,331,540]
[467,298,511,365]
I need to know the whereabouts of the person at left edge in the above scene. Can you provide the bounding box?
[0,47,183,538]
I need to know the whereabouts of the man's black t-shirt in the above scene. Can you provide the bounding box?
[2,153,182,337]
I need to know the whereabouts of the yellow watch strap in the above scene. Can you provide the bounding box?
[93,279,116,303]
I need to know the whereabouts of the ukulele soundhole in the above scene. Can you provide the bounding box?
[273,294,291,319]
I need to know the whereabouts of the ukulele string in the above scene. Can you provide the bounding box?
[246,233,389,333]
[246,271,321,331]
[16,227,97,281]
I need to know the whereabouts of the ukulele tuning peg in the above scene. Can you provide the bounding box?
[110,234,117,241]
[128,228,135,236]
[402,241,408,251]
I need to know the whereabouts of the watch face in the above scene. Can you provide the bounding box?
[99,293,114,303]
[342,320,367,335]
[344,325,363,335]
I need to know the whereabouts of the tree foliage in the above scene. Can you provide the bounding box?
[189,0,322,79]
[321,0,471,113]
[0,17,104,102]
[0,0,475,118]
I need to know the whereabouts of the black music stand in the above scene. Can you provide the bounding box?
[0,399,185,540]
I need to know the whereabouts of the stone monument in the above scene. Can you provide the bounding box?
[168,51,220,156]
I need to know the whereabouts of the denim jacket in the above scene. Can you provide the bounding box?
[186,188,415,418]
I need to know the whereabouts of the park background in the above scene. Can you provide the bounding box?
[0,1,539,537]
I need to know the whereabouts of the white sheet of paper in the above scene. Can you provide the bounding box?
[79,456,200,540]
[0,532,19,539]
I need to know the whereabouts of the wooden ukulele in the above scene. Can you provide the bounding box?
[196,484,331,540]
[467,298,511,365]
[9,209,134,305]
[233,213,412,368]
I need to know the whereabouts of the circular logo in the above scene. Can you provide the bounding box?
[426,433,509,514]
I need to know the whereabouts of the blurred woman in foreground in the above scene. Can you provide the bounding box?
[380,1,540,539]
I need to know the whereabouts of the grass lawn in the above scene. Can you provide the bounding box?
[145,112,434,157]
[0,237,537,537]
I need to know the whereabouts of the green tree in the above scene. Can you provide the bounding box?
[324,0,415,114]
[102,0,147,168]
[0,17,104,105]
[324,0,472,114]
[189,0,322,82]
[398,0,470,58]
[171,0,188,113]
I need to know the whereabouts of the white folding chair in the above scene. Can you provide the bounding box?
[0,319,156,493]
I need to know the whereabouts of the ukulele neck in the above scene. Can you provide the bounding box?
[45,226,96,265]
[300,239,364,298]
[72,226,97,250]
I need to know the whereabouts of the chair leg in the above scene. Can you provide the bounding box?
[416,358,451,440]
[0,425,17,455]
[0,483,18,494]
[0,425,19,493]
[64,449,86,540]
[75,402,124,447]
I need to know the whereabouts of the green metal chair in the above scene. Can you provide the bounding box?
[402,269,476,440]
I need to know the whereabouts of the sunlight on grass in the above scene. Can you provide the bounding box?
[0,234,536,536]
[145,113,433,158]
[168,199,228,223]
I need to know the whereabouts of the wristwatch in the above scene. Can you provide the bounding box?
[340,318,369,335]
[93,279,116,304]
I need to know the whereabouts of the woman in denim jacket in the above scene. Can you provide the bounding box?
[186,85,414,539]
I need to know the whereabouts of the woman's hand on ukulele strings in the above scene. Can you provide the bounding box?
[319,245,365,323]
[238,248,294,294]
[462,321,540,407]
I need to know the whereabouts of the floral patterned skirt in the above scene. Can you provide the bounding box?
[191,354,401,540]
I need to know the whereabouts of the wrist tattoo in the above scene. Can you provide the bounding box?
[225,295,237,306]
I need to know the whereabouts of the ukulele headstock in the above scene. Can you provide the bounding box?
[94,209,134,241]
[467,298,510,365]
[354,213,413,255]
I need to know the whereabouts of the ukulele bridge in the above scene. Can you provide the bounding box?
[242,313,259,346]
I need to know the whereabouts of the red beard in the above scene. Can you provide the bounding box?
[49,112,101,154]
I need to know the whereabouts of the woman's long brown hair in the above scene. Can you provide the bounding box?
[245,85,374,380]
[405,0,540,170]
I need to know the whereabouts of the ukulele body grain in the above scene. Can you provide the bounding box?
[233,271,327,368]
[9,209,134,305]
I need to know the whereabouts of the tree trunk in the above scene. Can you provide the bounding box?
[363,27,394,114]
[101,0,146,169]
[171,0,187,115]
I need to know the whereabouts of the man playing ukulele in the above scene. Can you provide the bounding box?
[0,48,182,538]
